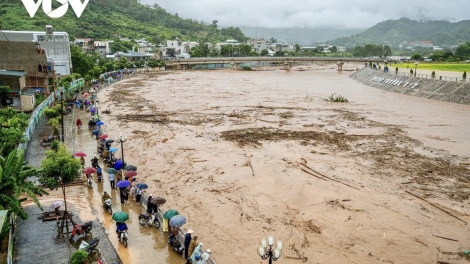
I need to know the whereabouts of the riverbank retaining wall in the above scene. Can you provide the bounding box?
[350,68,470,105]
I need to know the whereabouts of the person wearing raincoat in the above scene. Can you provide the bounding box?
[76,118,82,130]
[201,249,211,264]
[190,242,203,263]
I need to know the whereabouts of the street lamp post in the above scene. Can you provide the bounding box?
[95,100,99,118]
[258,235,283,264]
[414,62,418,77]
[89,88,94,104]
[115,132,127,165]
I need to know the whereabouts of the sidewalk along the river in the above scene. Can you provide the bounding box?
[19,103,122,263]
[14,196,121,264]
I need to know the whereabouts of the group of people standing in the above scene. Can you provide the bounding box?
[184,230,212,264]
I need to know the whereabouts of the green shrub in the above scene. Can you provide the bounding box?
[43,104,64,119]
[326,94,349,103]
[70,250,87,264]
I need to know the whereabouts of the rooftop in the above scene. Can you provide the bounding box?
[0,70,27,77]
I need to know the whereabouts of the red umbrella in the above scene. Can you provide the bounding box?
[83,92,90,97]
[74,152,87,158]
[99,134,108,140]
[124,171,137,177]
[83,167,97,174]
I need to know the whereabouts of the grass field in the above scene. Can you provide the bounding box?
[395,62,470,72]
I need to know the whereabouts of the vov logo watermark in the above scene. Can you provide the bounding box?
[21,0,90,19]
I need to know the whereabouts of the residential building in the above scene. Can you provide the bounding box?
[0,41,55,94]
[247,39,268,54]
[270,43,292,52]
[0,70,36,111]
[337,46,347,52]
[0,26,72,76]
[74,38,113,57]
[160,40,198,58]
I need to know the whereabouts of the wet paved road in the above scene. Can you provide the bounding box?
[19,108,121,264]
[21,82,188,263]
[71,104,185,264]
[14,201,121,264]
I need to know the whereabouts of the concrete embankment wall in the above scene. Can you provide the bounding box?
[350,68,470,105]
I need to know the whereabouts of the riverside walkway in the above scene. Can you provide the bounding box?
[16,104,122,263]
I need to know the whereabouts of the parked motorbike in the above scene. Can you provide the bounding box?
[70,221,93,242]
[118,230,128,248]
[168,235,184,255]
[40,136,54,146]
[103,199,112,214]
[79,237,100,255]
[138,213,160,228]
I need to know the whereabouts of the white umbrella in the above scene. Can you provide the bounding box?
[49,201,63,210]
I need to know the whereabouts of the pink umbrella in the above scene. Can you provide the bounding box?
[124,171,137,177]
[74,152,87,158]
[99,134,108,140]
[83,167,97,174]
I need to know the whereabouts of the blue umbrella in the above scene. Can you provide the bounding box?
[109,147,118,152]
[169,215,186,228]
[116,180,131,188]
[136,183,148,189]
[96,121,105,126]
[114,160,123,170]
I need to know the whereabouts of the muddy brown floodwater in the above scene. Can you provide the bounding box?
[94,64,470,264]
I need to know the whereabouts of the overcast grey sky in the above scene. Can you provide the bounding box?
[141,0,469,29]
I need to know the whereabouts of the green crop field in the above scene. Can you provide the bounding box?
[395,63,470,72]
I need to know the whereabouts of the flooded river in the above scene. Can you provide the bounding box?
[38,65,470,264]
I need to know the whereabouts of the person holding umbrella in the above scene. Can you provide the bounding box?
[116,221,128,239]
[135,187,142,206]
[147,194,154,214]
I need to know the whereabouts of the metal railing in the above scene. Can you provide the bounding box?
[371,67,469,82]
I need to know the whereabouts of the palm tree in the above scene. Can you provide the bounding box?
[0,149,48,219]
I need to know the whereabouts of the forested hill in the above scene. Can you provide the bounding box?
[0,0,247,43]
[330,18,470,47]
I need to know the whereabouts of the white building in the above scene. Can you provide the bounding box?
[0,26,72,76]
[247,39,268,54]
[160,40,199,58]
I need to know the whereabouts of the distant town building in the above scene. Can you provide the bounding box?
[409,41,433,47]
[160,40,198,58]
[247,39,268,54]
[0,26,72,76]
[74,38,114,57]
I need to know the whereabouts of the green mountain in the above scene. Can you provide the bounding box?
[330,18,470,47]
[0,0,247,43]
